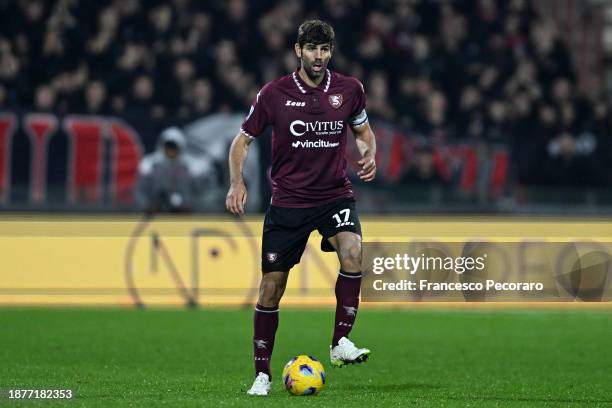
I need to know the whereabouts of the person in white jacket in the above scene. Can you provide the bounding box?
[135,127,207,213]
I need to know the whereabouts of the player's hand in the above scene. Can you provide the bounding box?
[357,156,376,182]
[226,182,247,215]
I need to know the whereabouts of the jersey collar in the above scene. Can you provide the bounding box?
[292,67,332,94]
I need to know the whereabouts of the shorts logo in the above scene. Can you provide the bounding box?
[329,94,343,109]
[266,252,278,263]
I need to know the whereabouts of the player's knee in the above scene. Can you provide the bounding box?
[339,239,362,269]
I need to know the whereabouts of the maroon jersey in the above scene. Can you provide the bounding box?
[241,68,368,208]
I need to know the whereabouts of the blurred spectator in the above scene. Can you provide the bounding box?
[135,127,207,213]
[483,99,508,142]
[33,85,56,111]
[400,146,449,186]
[83,80,108,114]
[366,71,395,120]
[542,131,598,186]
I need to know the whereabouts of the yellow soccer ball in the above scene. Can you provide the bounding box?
[281,355,326,396]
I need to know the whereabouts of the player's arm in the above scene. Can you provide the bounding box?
[351,122,377,182]
[226,131,254,215]
[227,83,272,214]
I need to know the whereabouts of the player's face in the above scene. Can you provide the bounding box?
[295,42,333,80]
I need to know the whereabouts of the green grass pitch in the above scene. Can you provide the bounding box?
[1,307,610,407]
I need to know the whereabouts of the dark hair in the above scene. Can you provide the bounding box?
[297,20,335,48]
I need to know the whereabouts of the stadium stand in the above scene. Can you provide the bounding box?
[0,0,610,211]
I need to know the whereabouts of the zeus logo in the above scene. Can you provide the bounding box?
[289,120,344,137]
[285,100,305,107]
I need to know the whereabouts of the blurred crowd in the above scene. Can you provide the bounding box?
[0,0,610,187]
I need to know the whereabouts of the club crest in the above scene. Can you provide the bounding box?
[329,94,343,109]
[266,252,278,262]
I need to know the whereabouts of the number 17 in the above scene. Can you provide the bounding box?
[332,209,350,224]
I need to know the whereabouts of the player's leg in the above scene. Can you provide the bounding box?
[252,270,288,376]
[326,231,370,366]
[248,206,311,395]
[317,199,370,366]
[248,270,287,396]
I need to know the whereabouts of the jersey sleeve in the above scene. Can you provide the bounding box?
[349,79,368,128]
[241,84,273,139]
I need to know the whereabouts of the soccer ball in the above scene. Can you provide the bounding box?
[282,355,326,396]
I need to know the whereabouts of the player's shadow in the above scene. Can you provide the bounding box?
[341,383,440,392]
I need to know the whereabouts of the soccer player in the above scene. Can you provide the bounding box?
[226,20,377,396]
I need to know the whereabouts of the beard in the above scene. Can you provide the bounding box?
[303,59,328,80]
